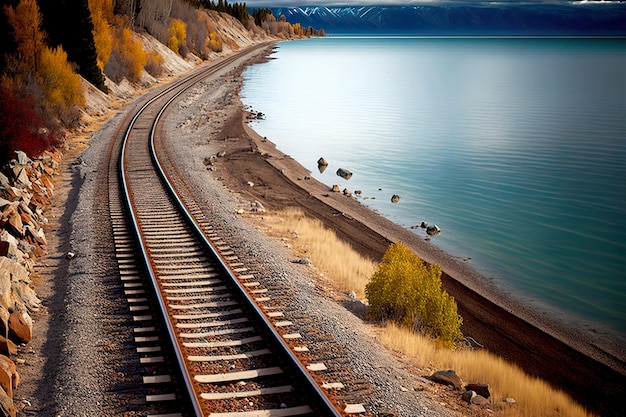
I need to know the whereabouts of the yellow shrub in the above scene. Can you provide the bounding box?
[366,242,463,348]
[37,46,85,113]
[116,27,147,82]
[208,31,222,53]
[168,18,187,56]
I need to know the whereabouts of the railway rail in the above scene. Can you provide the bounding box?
[109,44,364,416]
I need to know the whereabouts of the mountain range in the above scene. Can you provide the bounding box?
[271,4,626,36]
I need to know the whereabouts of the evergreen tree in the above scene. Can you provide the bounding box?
[37,0,107,92]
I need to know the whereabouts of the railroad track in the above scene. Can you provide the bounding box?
[107,44,365,416]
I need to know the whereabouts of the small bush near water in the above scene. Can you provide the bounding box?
[366,242,463,348]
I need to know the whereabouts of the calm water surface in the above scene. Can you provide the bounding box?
[240,37,626,340]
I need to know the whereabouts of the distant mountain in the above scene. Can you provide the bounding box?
[271,4,626,36]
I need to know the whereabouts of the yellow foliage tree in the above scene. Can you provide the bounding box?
[88,0,113,70]
[114,26,147,82]
[208,31,222,53]
[167,18,187,56]
[365,243,463,348]
[37,46,85,120]
[4,0,46,72]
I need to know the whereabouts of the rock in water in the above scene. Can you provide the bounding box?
[317,157,328,173]
[336,168,353,180]
[391,194,400,203]
[426,225,441,235]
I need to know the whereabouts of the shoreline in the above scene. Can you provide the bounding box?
[209,44,625,415]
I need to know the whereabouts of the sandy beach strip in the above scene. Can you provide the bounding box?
[191,44,626,416]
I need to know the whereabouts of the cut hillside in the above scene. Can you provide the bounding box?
[81,10,275,129]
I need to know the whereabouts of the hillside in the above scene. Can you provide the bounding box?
[81,9,274,129]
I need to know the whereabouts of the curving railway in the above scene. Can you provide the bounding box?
[106,44,365,416]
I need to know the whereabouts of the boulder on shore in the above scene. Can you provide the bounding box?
[429,369,462,389]
[465,383,490,399]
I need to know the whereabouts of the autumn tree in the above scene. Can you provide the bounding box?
[208,30,221,52]
[105,25,147,82]
[37,46,85,124]
[167,17,187,55]
[38,0,107,92]
[365,243,463,348]
[4,0,45,72]
[2,0,85,137]
[88,0,113,71]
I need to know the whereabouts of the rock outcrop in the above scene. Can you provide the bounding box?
[0,150,58,413]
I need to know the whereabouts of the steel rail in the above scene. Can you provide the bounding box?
[150,65,344,417]
[120,49,255,416]
[119,44,343,416]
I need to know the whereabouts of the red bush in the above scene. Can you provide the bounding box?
[0,84,58,165]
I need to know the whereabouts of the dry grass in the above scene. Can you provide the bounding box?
[256,207,375,298]
[380,322,593,417]
[252,207,593,417]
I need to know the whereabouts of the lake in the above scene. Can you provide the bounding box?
[240,36,626,342]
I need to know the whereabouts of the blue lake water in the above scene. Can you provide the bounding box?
[240,37,626,341]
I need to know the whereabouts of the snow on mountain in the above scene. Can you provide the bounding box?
[270,4,626,36]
